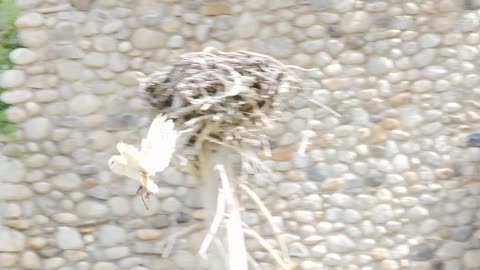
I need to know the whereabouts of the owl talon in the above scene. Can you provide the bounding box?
[136,186,143,195]
[140,191,150,210]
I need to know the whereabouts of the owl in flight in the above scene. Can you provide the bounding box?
[108,114,177,209]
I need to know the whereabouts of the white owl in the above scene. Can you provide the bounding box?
[108,114,177,206]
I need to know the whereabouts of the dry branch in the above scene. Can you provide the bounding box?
[239,184,291,265]
[139,48,310,269]
[141,47,305,164]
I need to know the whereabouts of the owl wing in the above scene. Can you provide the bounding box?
[140,114,177,175]
[116,142,144,170]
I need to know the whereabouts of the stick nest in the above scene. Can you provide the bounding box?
[140,47,305,158]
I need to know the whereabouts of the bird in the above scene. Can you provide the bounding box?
[108,113,177,209]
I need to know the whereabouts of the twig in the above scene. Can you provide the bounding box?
[161,223,205,258]
[247,253,262,270]
[239,184,291,265]
[297,130,315,155]
[308,98,342,118]
[198,192,226,259]
[216,164,248,270]
[242,225,290,270]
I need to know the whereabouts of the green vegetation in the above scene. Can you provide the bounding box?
[0,0,19,137]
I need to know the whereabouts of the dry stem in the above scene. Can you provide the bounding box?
[242,225,291,270]
[198,192,226,259]
[160,223,205,258]
[216,164,248,270]
[239,184,291,265]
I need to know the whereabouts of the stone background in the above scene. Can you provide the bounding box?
[1,0,480,269]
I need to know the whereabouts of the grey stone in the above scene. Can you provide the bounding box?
[43,257,65,269]
[76,163,97,174]
[0,184,33,200]
[16,0,41,9]
[140,14,162,26]
[449,226,475,241]
[329,193,354,208]
[132,28,166,49]
[23,117,53,140]
[52,173,82,192]
[392,154,410,171]
[326,235,356,253]
[56,60,84,81]
[235,13,259,38]
[0,70,26,88]
[82,21,98,36]
[70,0,92,10]
[295,14,316,28]
[52,213,78,224]
[406,207,429,222]
[419,219,441,234]
[83,52,107,67]
[9,48,37,65]
[184,189,203,209]
[173,212,191,224]
[167,35,185,49]
[367,57,394,75]
[35,90,59,103]
[342,209,362,223]
[104,246,130,260]
[306,164,327,181]
[370,204,394,223]
[266,37,294,58]
[92,262,117,270]
[436,242,465,259]
[0,228,25,251]
[173,250,197,269]
[412,49,437,68]
[288,242,310,258]
[1,90,32,104]
[161,197,182,213]
[20,250,41,269]
[467,133,480,147]
[109,53,129,72]
[323,253,342,266]
[102,20,123,34]
[76,200,109,218]
[107,197,130,216]
[93,36,117,52]
[51,22,77,42]
[341,11,371,33]
[293,210,314,223]
[86,186,110,200]
[51,156,73,170]
[0,157,25,183]
[56,227,84,249]
[278,183,302,197]
[410,244,434,261]
[97,225,127,247]
[15,12,43,28]
[18,29,48,47]
[418,33,441,48]
[464,250,480,268]
[69,94,102,115]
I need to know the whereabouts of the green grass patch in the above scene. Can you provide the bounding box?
[0,0,19,137]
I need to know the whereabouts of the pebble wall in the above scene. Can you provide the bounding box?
[0,0,480,269]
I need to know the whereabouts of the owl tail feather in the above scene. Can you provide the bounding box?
[145,178,159,194]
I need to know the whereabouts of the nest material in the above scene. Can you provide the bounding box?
[141,47,305,156]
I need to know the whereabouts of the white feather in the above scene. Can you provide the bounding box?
[140,114,177,175]
[108,113,177,191]
[145,178,159,194]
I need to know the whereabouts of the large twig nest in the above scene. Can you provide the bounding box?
[139,47,306,160]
